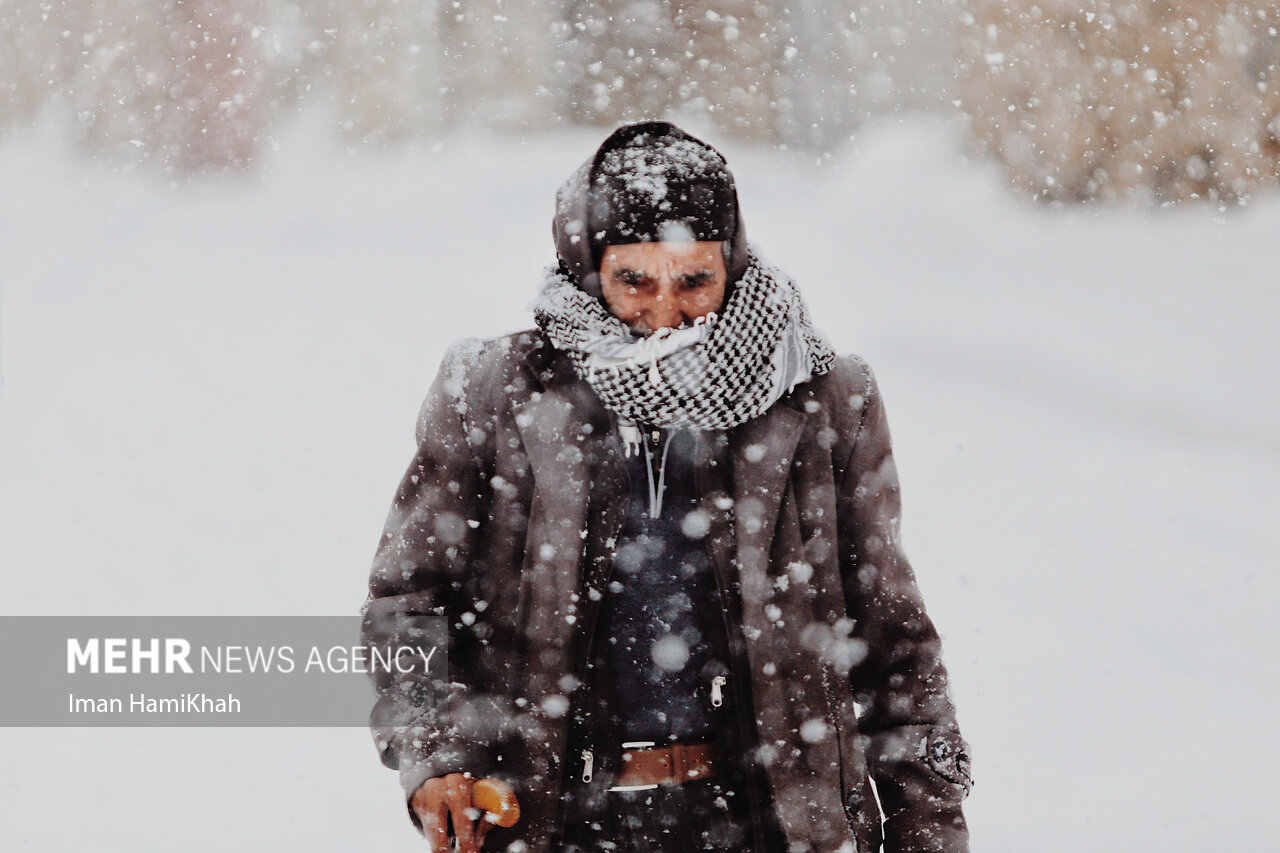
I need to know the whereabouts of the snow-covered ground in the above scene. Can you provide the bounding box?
[2,115,1277,851]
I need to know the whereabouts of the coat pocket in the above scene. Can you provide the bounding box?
[841,772,883,852]
[826,667,883,851]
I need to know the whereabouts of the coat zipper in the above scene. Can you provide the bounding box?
[707,547,767,844]
[710,674,727,708]
[551,451,628,843]
[697,432,771,852]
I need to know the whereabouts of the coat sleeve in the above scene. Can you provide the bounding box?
[361,349,502,829]
[836,360,973,853]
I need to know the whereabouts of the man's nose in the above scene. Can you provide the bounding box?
[646,298,684,330]
[645,284,686,330]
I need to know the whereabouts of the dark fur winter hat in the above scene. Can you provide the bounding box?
[553,121,749,299]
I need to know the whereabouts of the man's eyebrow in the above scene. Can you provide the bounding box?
[613,267,651,281]
[677,269,715,281]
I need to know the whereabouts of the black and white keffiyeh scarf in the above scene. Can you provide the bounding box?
[533,254,836,432]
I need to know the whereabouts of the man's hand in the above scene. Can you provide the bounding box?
[410,773,491,852]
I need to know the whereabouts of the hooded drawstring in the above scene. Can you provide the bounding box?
[641,428,674,518]
[619,423,674,517]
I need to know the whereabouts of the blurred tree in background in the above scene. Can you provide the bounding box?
[560,1,855,144]
[0,0,955,172]
[3,0,1277,202]
[7,0,265,173]
[959,1,1280,203]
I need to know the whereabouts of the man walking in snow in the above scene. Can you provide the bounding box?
[363,121,972,852]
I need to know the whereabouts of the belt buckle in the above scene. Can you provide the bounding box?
[608,741,660,792]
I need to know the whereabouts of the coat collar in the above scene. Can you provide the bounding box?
[514,336,620,458]
[511,339,628,562]
[721,398,807,587]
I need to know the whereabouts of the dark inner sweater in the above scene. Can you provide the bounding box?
[597,427,731,743]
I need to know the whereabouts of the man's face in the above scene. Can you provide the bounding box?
[599,241,728,334]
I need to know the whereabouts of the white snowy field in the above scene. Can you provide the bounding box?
[2,115,1277,851]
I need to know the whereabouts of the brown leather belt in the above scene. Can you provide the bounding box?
[608,740,718,791]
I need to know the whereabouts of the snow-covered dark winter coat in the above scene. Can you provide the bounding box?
[363,330,972,852]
